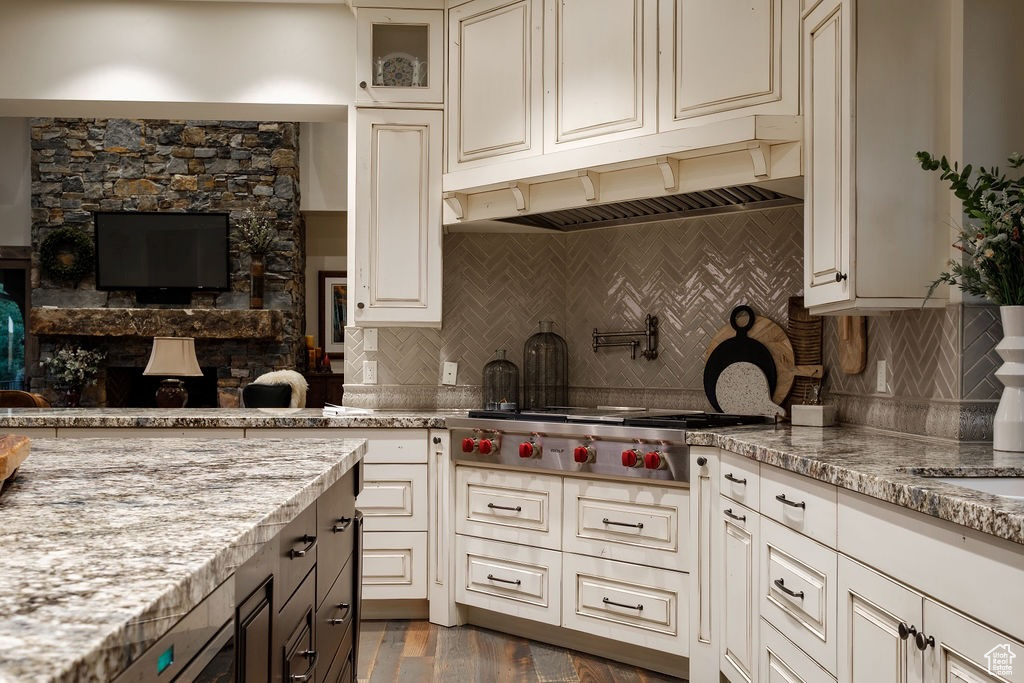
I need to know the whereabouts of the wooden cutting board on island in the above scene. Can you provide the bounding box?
[0,435,30,492]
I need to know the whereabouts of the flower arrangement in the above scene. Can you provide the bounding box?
[41,346,105,390]
[233,209,277,257]
[917,151,1024,305]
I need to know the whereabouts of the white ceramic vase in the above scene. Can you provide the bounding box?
[993,305,1024,451]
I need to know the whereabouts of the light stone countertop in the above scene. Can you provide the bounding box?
[689,424,1024,546]
[0,436,366,683]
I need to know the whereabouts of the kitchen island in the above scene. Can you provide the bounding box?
[0,435,366,683]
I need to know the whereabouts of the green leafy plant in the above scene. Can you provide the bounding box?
[233,209,277,257]
[917,151,1024,305]
[41,346,105,391]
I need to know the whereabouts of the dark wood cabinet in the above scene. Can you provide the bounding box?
[236,578,273,682]
[303,373,345,408]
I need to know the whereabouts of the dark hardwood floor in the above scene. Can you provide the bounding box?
[357,620,685,682]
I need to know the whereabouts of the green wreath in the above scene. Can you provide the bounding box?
[40,227,95,283]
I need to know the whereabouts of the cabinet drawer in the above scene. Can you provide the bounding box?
[280,570,316,683]
[455,535,561,625]
[279,502,318,607]
[350,429,428,464]
[320,622,354,683]
[562,553,688,654]
[317,471,357,607]
[562,478,687,571]
[316,556,356,681]
[760,518,837,676]
[720,450,760,508]
[358,464,427,532]
[361,530,427,600]
[456,466,562,550]
[760,465,837,547]
[761,619,836,683]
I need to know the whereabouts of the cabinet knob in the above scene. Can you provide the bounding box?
[898,622,918,640]
[696,456,707,467]
[835,271,848,282]
[359,81,367,89]
[915,631,935,651]
[432,436,442,444]
[357,302,365,309]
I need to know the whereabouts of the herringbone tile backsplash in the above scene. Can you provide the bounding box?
[346,205,1001,417]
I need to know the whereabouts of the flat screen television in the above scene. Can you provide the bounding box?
[94,211,230,303]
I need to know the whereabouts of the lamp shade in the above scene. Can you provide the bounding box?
[143,337,203,377]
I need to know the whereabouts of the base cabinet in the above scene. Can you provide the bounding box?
[721,501,759,683]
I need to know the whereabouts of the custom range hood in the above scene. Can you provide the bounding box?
[442,115,804,233]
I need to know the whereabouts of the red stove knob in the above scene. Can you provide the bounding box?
[644,450,666,470]
[519,441,539,458]
[478,438,495,455]
[621,448,642,468]
[573,445,595,464]
[461,437,476,453]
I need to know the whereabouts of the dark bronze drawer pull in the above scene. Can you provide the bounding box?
[332,516,352,533]
[602,517,644,530]
[603,596,643,611]
[327,602,351,625]
[289,534,317,559]
[486,573,521,586]
[774,578,804,599]
[724,472,747,485]
[487,503,522,512]
[775,494,806,509]
[289,649,319,681]
[724,508,746,522]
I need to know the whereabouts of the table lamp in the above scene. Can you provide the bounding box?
[143,337,203,408]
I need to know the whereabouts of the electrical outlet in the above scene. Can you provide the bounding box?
[442,361,458,386]
[876,360,888,393]
[363,360,377,385]
[363,328,378,351]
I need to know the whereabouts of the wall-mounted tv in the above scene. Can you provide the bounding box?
[94,211,230,303]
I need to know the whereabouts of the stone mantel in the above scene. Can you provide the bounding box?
[29,307,284,340]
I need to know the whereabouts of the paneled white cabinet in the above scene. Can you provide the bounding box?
[658,0,798,130]
[447,0,543,170]
[351,108,442,327]
[721,501,759,683]
[542,0,657,152]
[802,0,949,313]
[355,7,444,104]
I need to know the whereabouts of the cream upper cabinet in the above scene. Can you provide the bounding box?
[447,0,543,170]
[542,0,657,152]
[351,108,443,327]
[802,0,949,313]
[658,0,799,130]
[356,8,444,104]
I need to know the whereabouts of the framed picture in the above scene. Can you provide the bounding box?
[318,270,347,358]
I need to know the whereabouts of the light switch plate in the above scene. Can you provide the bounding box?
[442,361,458,386]
[363,360,377,385]
[363,328,378,351]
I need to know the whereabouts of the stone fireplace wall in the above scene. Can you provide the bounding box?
[29,118,304,406]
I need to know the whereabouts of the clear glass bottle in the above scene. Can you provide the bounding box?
[482,349,519,410]
[522,320,568,409]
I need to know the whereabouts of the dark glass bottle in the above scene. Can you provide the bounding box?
[482,349,519,410]
[522,320,568,409]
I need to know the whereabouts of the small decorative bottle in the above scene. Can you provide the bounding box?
[522,320,568,409]
[482,349,519,410]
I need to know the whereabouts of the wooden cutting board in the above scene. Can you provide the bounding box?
[706,311,823,405]
[0,434,30,486]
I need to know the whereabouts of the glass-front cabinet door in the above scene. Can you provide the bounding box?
[356,8,444,104]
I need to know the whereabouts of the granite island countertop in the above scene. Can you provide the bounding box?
[0,436,367,683]
[689,424,1024,546]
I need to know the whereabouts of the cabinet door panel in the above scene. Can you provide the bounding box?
[924,600,1024,683]
[660,0,797,129]
[353,109,441,327]
[721,502,758,683]
[448,0,542,167]
[543,0,656,149]
[361,530,427,599]
[802,0,852,307]
[358,463,427,532]
[761,619,836,683]
[455,534,561,625]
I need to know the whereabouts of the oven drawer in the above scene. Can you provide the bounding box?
[760,517,837,676]
[456,535,562,625]
[760,465,837,548]
[358,463,427,532]
[456,466,562,550]
[561,552,688,654]
[562,478,688,571]
[720,450,760,508]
